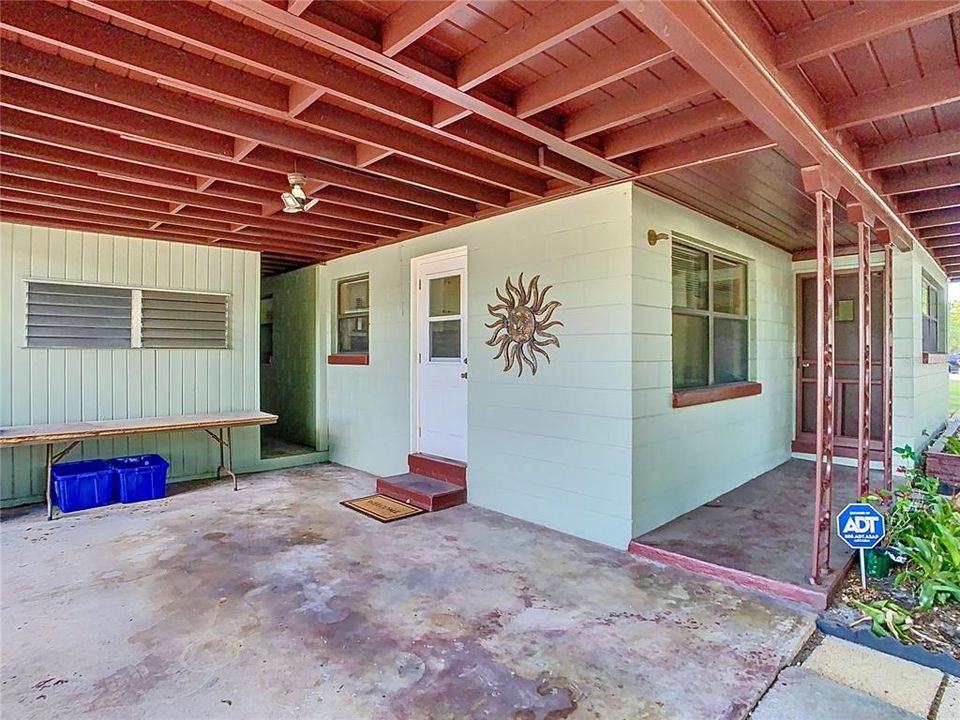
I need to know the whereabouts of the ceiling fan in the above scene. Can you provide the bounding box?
[281,172,318,214]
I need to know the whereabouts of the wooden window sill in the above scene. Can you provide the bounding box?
[672,381,762,408]
[327,354,369,366]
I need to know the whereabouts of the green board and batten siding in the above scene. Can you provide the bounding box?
[0,222,261,506]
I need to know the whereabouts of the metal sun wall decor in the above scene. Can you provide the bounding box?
[485,273,562,376]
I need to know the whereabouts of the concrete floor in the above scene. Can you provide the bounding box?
[633,459,869,600]
[2,464,815,720]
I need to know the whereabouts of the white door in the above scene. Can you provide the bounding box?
[416,252,467,462]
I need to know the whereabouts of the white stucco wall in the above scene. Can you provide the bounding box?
[629,186,796,537]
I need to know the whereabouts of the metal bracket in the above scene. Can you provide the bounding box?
[204,427,238,491]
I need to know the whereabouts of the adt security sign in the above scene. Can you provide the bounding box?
[837,503,885,549]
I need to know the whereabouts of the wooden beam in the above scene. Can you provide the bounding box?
[286,0,313,17]
[896,187,960,214]
[927,236,960,249]
[296,101,546,197]
[603,99,743,159]
[2,80,478,219]
[381,1,462,57]
[880,165,960,196]
[432,100,471,129]
[287,84,325,117]
[620,1,919,249]
[0,211,327,261]
[515,33,673,118]
[826,68,960,130]
[0,1,288,114]
[921,224,960,240]
[564,74,712,141]
[862,129,960,171]
[635,125,775,177]
[774,1,960,68]
[81,0,631,180]
[0,191,361,251]
[0,173,408,240]
[455,1,620,91]
[909,208,960,230]
[0,40,357,166]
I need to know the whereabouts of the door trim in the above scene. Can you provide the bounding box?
[409,246,468,456]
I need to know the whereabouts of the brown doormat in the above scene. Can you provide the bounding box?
[340,494,424,523]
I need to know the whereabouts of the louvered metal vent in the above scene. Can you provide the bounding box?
[140,290,228,349]
[26,282,132,348]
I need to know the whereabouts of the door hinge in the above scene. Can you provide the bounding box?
[418,352,422,363]
[418,279,421,290]
[418,426,421,437]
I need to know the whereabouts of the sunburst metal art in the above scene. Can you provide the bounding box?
[485,273,562,376]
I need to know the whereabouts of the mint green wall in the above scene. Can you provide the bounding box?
[0,223,261,506]
[260,266,326,450]
[629,186,796,537]
[323,185,636,547]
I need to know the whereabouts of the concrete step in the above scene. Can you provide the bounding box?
[407,453,466,488]
[376,473,466,512]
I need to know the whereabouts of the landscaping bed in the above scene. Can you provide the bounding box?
[821,441,960,674]
[927,415,960,491]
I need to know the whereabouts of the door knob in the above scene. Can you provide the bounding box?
[460,372,468,379]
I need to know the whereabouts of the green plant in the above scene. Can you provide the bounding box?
[859,445,960,611]
[851,599,915,642]
[944,434,960,456]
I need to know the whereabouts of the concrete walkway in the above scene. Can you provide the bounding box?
[1,463,814,719]
[752,636,956,719]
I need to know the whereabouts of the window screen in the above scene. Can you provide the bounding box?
[141,290,229,349]
[26,282,132,348]
[336,275,369,354]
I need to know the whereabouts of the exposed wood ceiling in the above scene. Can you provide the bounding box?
[0,1,957,278]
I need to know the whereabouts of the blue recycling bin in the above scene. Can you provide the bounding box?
[51,459,115,513]
[109,454,169,504]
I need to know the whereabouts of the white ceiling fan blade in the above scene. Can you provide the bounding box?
[281,192,301,213]
[302,198,319,212]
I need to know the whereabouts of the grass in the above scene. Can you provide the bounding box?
[951,376,960,417]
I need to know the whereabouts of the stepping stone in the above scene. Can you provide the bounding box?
[752,667,923,720]
[803,636,943,716]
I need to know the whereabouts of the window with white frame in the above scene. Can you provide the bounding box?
[671,240,749,389]
[25,281,228,349]
[335,275,369,354]
[921,275,945,353]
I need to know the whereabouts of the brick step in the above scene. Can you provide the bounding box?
[376,473,466,512]
[407,453,466,488]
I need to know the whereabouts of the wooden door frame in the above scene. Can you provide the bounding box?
[792,265,888,460]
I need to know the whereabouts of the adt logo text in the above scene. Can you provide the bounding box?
[837,503,885,550]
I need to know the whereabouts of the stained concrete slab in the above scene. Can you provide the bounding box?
[750,666,924,720]
[635,460,872,596]
[803,636,944,716]
[937,676,959,720]
[1,463,815,719]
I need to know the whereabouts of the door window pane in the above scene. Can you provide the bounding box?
[429,319,460,359]
[672,313,708,388]
[713,256,746,315]
[714,317,748,383]
[672,244,708,310]
[429,275,460,317]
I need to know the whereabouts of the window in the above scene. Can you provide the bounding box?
[25,281,228,349]
[921,275,944,353]
[335,275,369,354]
[672,241,749,389]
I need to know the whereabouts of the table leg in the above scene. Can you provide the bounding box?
[45,443,53,521]
[218,428,225,482]
[227,427,237,491]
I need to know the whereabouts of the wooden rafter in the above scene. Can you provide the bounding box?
[909,208,960,230]
[455,1,620,91]
[826,68,960,130]
[862,129,960,171]
[381,1,463,57]
[603,100,744,159]
[896,187,960,215]
[774,1,960,68]
[880,165,960,196]
[635,125,776,177]
[921,224,960,240]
